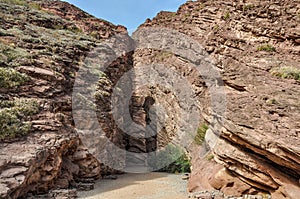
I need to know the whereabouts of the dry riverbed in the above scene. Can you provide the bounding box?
[78,172,188,199]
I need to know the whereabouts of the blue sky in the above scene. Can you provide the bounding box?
[63,0,186,33]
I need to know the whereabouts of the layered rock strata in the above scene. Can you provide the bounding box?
[138,0,300,198]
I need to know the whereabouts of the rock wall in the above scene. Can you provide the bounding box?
[0,0,128,198]
[137,0,300,198]
[1,0,300,198]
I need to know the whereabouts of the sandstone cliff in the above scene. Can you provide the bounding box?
[137,0,300,198]
[0,0,128,198]
[0,0,299,198]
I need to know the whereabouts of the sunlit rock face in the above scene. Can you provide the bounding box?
[0,0,127,198]
[0,0,299,198]
[137,0,300,198]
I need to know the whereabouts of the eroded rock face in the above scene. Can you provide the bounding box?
[137,0,300,198]
[0,0,128,198]
[0,133,100,198]
[1,0,299,198]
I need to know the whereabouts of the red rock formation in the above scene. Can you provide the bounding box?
[137,0,300,198]
[0,0,299,198]
[0,0,129,198]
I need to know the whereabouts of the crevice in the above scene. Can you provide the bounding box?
[223,80,247,92]
[221,133,300,181]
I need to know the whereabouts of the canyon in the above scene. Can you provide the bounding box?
[0,0,299,198]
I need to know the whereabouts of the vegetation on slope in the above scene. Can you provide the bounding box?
[271,66,300,81]
[194,123,208,145]
[149,144,191,173]
[0,98,39,139]
[0,67,29,88]
[0,0,41,10]
[0,0,27,6]
[257,43,276,52]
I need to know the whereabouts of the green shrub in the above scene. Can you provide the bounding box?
[158,51,173,61]
[165,12,176,19]
[0,0,28,6]
[195,4,205,12]
[0,43,29,63]
[52,24,65,30]
[0,98,39,139]
[0,98,39,117]
[262,193,271,199]
[243,4,253,12]
[0,109,31,139]
[14,98,40,116]
[171,153,191,173]
[194,123,208,145]
[213,25,219,32]
[223,11,230,20]
[68,25,83,34]
[94,90,110,101]
[257,44,276,52]
[28,2,41,10]
[206,153,214,161]
[74,93,96,110]
[149,144,191,173]
[0,67,29,88]
[0,0,42,10]
[266,98,278,105]
[270,66,300,81]
[90,31,99,39]
[184,13,191,18]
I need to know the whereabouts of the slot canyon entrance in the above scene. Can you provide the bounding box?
[124,95,158,172]
[72,42,200,198]
[77,92,190,199]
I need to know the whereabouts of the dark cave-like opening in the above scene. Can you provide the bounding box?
[125,96,157,169]
[143,96,157,153]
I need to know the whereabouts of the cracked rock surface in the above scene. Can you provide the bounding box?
[137,0,300,198]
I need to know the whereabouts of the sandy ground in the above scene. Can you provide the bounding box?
[78,172,188,199]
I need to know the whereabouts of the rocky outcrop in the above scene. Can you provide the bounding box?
[39,0,127,39]
[0,132,100,198]
[1,0,299,198]
[0,0,128,198]
[137,0,300,198]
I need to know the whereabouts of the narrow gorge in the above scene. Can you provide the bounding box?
[0,0,299,199]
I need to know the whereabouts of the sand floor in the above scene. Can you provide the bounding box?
[78,172,188,199]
